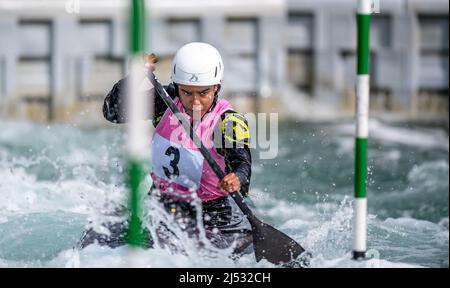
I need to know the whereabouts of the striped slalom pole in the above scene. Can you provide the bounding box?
[126,0,150,248]
[353,0,371,261]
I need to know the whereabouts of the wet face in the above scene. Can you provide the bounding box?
[178,84,218,118]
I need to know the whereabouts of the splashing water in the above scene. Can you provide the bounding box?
[0,119,448,267]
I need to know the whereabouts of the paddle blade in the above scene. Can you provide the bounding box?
[251,219,307,266]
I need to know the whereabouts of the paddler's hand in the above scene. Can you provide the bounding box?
[143,53,157,74]
[219,173,241,193]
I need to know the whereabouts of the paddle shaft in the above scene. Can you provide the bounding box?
[149,73,256,220]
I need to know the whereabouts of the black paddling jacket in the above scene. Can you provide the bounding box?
[103,77,252,196]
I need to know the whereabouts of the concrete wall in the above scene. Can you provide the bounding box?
[0,0,448,123]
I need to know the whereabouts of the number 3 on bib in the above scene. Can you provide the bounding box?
[163,146,180,178]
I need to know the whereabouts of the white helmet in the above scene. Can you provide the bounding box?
[171,42,224,86]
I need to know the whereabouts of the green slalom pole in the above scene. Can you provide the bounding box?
[126,0,150,248]
[353,0,371,261]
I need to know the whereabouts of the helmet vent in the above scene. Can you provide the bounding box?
[173,64,176,75]
[214,66,218,77]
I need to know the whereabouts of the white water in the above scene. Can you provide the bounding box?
[0,119,448,267]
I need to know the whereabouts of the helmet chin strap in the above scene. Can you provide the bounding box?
[205,96,218,114]
[204,84,221,114]
[215,84,221,98]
